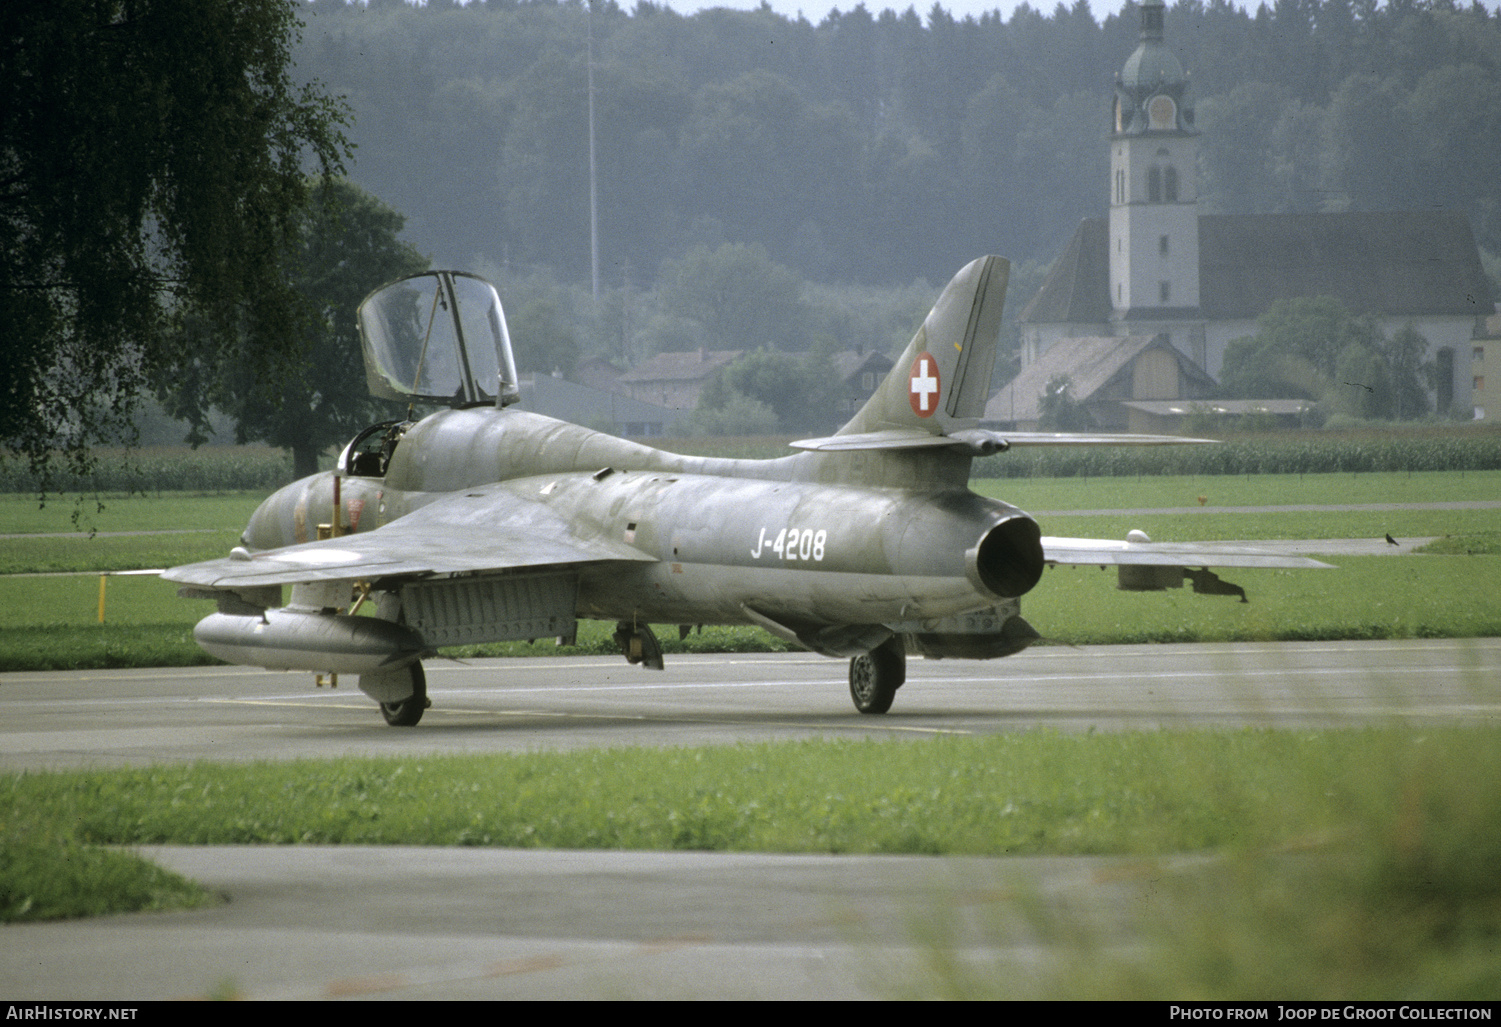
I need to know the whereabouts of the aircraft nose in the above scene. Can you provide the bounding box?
[970,515,1044,599]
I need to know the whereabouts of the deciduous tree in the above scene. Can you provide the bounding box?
[165,179,428,479]
[0,0,350,493]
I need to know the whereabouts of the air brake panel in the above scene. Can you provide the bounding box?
[401,572,577,647]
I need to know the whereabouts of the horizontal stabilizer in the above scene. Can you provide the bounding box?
[790,429,976,453]
[792,428,1218,453]
[1043,535,1335,570]
[991,431,1218,447]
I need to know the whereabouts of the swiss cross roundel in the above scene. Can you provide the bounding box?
[908,352,941,418]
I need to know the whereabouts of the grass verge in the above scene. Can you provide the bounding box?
[1419,531,1501,555]
[5,726,1497,855]
[918,726,1501,1000]
[0,836,213,923]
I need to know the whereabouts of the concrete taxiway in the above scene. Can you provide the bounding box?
[3,845,1208,1000]
[3,640,1499,999]
[3,640,1498,770]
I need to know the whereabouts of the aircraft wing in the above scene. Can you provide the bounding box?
[162,481,655,591]
[1042,535,1334,570]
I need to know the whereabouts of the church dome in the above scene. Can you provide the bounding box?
[1119,40,1186,92]
[1113,0,1193,135]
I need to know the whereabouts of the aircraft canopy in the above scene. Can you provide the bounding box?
[358,271,521,408]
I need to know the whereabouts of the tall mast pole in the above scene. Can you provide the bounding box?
[587,0,600,303]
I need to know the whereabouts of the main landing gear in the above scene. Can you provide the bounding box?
[379,663,430,727]
[849,635,906,714]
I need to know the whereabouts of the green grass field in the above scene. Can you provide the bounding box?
[973,469,1501,511]
[0,491,265,534]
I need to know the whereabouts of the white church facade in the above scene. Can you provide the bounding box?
[1008,0,1492,419]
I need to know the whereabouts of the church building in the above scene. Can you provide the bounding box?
[1006,0,1492,419]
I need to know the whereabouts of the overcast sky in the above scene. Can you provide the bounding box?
[636,0,1501,26]
[648,0,1150,24]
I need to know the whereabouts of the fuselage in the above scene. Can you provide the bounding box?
[240,406,1045,635]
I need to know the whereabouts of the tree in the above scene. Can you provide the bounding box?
[1222,296,1434,420]
[1382,323,1432,421]
[1,0,349,492]
[1037,374,1090,430]
[658,243,811,352]
[676,72,861,270]
[510,295,581,381]
[682,391,779,437]
[691,346,842,434]
[168,180,428,479]
[1333,341,1393,419]
[1220,296,1378,398]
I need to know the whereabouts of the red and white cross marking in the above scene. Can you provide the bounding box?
[908,351,940,417]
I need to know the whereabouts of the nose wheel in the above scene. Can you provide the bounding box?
[849,635,905,714]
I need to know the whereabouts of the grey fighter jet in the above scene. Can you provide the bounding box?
[163,258,1329,725]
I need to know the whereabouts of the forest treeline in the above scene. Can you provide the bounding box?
[277,0,1501,436]
[297,0,1501,291]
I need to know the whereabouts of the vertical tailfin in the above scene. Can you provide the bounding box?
[821,256,1009,443]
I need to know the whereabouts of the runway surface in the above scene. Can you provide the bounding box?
[4,640,1499,999]
[4,640,1498,771]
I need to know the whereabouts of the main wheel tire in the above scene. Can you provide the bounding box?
[380,663,428,727]
[849,642,902,715]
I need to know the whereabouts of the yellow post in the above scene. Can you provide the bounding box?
[98,574,107,624]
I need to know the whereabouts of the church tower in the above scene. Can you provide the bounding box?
[1108,0,1204,365]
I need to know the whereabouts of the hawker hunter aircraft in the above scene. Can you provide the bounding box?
[164,258,1329,725]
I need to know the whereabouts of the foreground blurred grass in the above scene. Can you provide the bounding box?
[921,726,1501,1000]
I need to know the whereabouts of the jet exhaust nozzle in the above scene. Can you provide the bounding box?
[970,516,1045,599]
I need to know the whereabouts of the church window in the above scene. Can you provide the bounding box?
[1149,95,1176,131]
[1159,281,1171,303]
[1159,234,1170,256]
[1148,166,1162,202]
[1165,166,1179,201]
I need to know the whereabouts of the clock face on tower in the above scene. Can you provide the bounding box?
[1148,94,1176,130]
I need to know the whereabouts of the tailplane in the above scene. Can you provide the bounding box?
[792,255,1009,453]
[789,254,1221,474]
